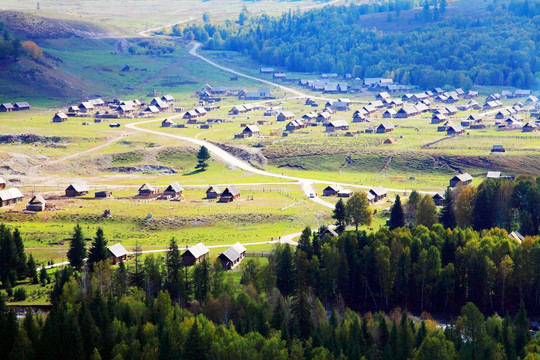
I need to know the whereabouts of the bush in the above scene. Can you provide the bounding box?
[13,287,27,301]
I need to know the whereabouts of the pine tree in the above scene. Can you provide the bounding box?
[389,195,405,230]
[26,254,38,284]
[67,224,87,270]
[333,198,348,234]
[166,238,185,303]
[13,228,27,279]
[195,145,211,171]
[39,265,48,286]
[296,226,312,258]
[87,227,108,265]
[192,257,210,303]
[184,319,206,360]
[439,188,456,229]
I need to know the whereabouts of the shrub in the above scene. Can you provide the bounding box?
[13,287,27,301]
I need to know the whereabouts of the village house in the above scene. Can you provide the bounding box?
[431,113,447,124]
[376,123,394,133]
[362,105,377,114]
[273,72,286,79]
[115,104,134,115]
[14,102,31,111]
[326,120,350,132]
[95,191,113,198]
[369,100,385,109]
[53,112,68,122]
[337,189,353,198]
[108,243,128,265]
[525,95,539,105]
[447,124,465,135]
[195,107,207,117]
[523,122,537,132]
[163,182,183,198]
[369,187,387,202]
[143,105,160,115]
[79,102,94,113]
[330,101,350,111]
[242,125,260,137]
[219,243,247,270]
[509,231,525,243]
[395,105,419,118]
[161,119,174,127]
[323,184,343,196]
[302,112,317,122]
[317,111,332,123]
[383,109,397,118]
[89,98,105,107]
[491,145,505,153]
[182,243,210,266]
[206,185,221,199]
[26,194,46,212]
[184,110,199,119]
[388,99,403,107]
[450,173,473,187]
[219,185,241,202]
[229,105,248,115]
[305,98,318,107]
[0,188,23,207]
[138,183,156,196]
[376,92,391,101]
[260,68,275,74]
[0,103,14,112]
[161,94,175,103]
[445,105,458,116]
[464,91,479,99]
[286,120,307,131]
[0,178,5,190]
[320,228,339,238]
[277,111,295,121]
[65,184,90,197]
[486,171,502,179]
[432,192,445,206]
[68,105,80,114]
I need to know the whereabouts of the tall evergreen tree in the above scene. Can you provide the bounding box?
[67,224,87,270]
[389,195,405,230]
[27,254,38,284]
[12,228,27,279]
[195,145,211,171]
[192,257,210,303]
[332,198,347,234]
[296,226,312,258]
[439,188,456,229]
[184,319,206,360]
[87,228,108,265]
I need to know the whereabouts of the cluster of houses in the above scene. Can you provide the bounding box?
[199,84,273,102]
[0,102,31,112]
[322,184,388,203]
[206,185,241,202]
[53,95,177,123]
[180,242,247,270]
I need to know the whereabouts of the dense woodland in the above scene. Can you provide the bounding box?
[0,21,21,60]
[180,0,539,88]
[2,220,540,359]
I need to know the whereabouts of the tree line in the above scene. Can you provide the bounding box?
[179,1,538,89]
[0,21,21,60]
[2,232,540,359]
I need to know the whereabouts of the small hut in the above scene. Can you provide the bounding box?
[219,243,247,270]
[26,195,46,212]
[163,182,183,198]
[138,183,156,196]
[206,185,221,199]
[108,244,128,264]
[65,184,90,197]
[182,243,209,266]
[219,185,240,202]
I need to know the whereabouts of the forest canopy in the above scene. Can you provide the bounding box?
[181,0,539,89]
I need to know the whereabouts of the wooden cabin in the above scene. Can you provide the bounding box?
[182,243,209,266]
[206,185,221,199]
[65,184,90,197]
[432,192,445,206]
[138,183,156,196]
[219,243,247,270]
[219,185,240,202]
[53,112,68,122]
[450,173,473,187]
[0,188,23,207]
[163,182,183,198]
[108,243,128,265]
[323,184,343,196]
[26,195,46,211]
[368,187,387,202]
[95,191,113,198]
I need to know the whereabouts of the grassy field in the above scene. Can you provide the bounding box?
[0,183,330,264]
